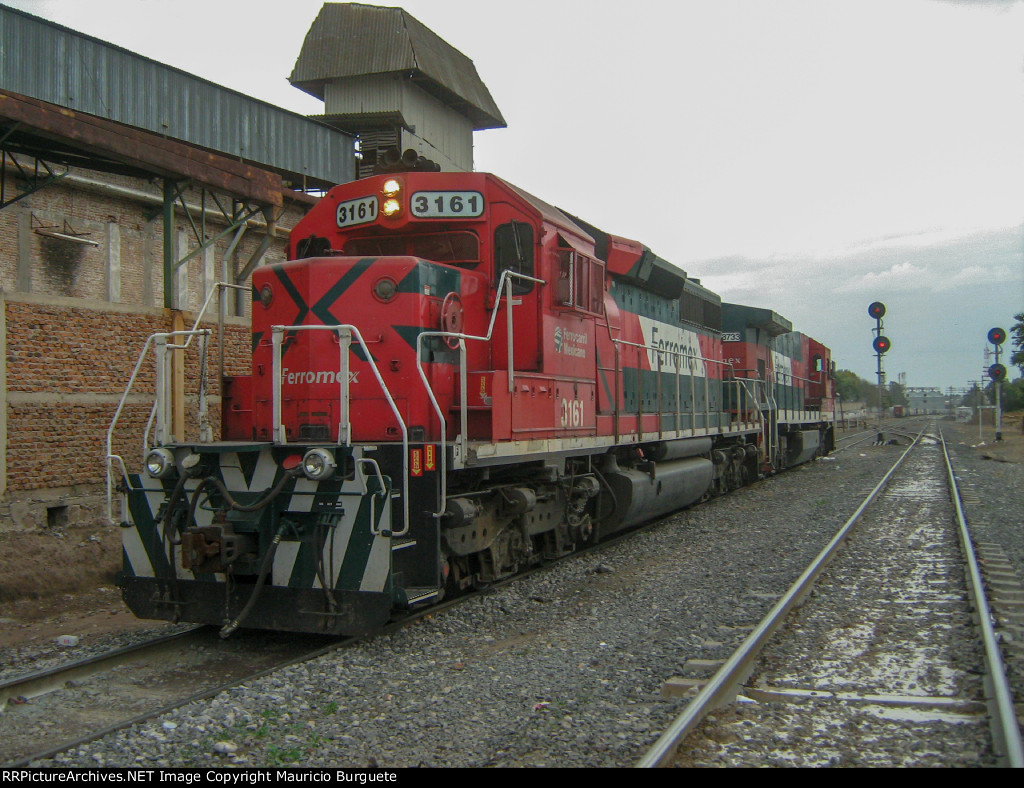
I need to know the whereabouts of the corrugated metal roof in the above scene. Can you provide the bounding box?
[0,3,355,188]
[290,3,505,131]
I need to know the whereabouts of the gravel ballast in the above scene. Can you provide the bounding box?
[10,420,1021,768]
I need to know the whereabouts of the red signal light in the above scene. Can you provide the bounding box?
[873,336,891,354]
[989,363,1007,382]
[988,327,1006,346]
[868,302,886,319]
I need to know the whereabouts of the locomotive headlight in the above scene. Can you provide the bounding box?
[382,178,402,197]
[145,448,176,479]
[302,448,337,481]
[382,198,402,217]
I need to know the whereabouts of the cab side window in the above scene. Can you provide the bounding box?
[494,221,534,295]
[556,250,604,314]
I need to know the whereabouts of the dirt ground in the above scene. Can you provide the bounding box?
[0,524,160,651]
[941,411,1024,464]
[1,413,1021,654]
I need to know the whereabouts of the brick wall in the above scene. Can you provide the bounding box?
[2,294,253,529]
[0,165,310,532]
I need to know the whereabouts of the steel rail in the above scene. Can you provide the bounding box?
[2,627,361,768]
[5,542,598,768]
[832,433,877,453]
[940,429,1024,768]
[0,628,201,711]
[637,425,926,768]
[5,491,726,768]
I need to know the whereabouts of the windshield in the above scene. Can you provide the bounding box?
[342,232,480,266]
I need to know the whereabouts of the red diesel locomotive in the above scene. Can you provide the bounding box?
[112,170,835,636]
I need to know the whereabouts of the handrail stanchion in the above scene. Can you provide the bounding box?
[656,352,664,438]
[198,332,212,443]
[154,335,170,445]
[506,276,515,393]
[636,347,643,436]
[675,355,681,433]
[704,363,710,432]
[692,356,700,435]
[338,329,351,446]
[614,342,621,443]
[107,326,215,526]
[459,338,469,457]
[271,328,286,444]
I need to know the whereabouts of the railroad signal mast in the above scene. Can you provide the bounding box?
[988,327,1007,442]
[869,302,891,420]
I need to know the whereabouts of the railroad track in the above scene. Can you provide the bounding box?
[640,422,1024,768]
[833,416,931,453]
[1,526,642,768]
[0,626,345,766]
[12,425,1017,767]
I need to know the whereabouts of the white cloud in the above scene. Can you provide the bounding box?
[835,262,932,294]
[942,265,1017,291]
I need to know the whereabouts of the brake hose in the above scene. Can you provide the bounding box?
[219,521,288,638]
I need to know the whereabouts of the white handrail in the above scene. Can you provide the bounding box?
[105,327,210,525]
[106,282,256,526]
[415,269,545,517]
[270,323,410,537]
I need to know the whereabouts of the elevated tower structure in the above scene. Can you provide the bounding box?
[291,3,506,176]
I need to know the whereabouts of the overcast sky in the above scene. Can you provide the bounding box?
[7,0,1024,391]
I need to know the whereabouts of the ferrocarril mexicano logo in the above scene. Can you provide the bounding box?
[554,326,588,358]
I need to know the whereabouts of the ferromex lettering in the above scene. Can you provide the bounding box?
[282,368,360,385]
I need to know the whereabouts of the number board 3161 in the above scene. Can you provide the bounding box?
[411,191,485,219]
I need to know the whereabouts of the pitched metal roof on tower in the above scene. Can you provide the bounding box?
[290,3,506,131]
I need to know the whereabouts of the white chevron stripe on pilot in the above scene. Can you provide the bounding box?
[314,511,356,590]
[360,498,392,593]
[288,477,319,512]
[311,468,367,591]
[220,451,278,493]
[273,540,302,587]
[139,478,231,580]
[139,480,195,580]
[123,523,154,578]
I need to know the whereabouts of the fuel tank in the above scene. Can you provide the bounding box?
[786,429,821,467]
[598,455,714,538]
[643,437,713,462]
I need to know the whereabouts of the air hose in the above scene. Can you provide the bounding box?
[190,466,301,519]
[219,522,288,638]
[177,466,301,638]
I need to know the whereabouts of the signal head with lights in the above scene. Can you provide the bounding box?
[988,327,1006,346]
